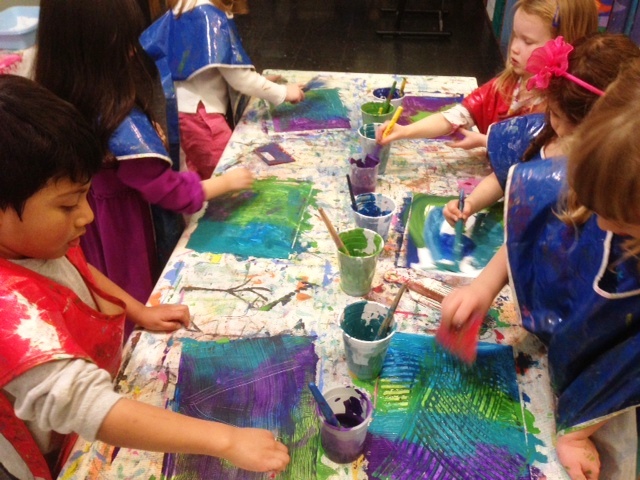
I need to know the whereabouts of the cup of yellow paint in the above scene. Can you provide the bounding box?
[317,385,373,463]
[340,300,395,380]
[336,228,383,297]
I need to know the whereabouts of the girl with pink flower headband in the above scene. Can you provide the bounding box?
[376,0,598,150]
[440,38,640,480]
[443,33,640,227]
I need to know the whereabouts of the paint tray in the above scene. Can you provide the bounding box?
[0,6,39,50]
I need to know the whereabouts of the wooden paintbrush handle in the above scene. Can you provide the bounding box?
[406,280,447,303]
[317,207,349,255]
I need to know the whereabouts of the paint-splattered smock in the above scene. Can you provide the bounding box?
[505,158,640,477]
[486,113,545,190]
[0,246,125,480]
[456,77,545,134]
[80,108,204,309]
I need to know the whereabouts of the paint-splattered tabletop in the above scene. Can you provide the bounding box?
[59,71,566,480]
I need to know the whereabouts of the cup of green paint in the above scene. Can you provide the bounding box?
[340,300,395,380]
[358,123,391,174]
[353,192,396,242]
[337,228,383,296]
[360,101,396,124]
[317,385,373,463]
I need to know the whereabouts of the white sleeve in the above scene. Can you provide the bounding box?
[5,359,122,444]
[219,67,288,106]
[441,103,475,129]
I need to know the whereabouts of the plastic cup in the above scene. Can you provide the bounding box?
[371,86,405,108]
[349,157,379,196]
[358,123,391,175]
[337,228,383,297]
[318,385,373,463]
[353,193,396,242]
[360,101,396,124]
[340,300,395,380]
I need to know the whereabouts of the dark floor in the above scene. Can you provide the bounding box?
[235,0,505,85]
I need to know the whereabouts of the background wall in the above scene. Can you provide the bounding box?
[3,1,39,7]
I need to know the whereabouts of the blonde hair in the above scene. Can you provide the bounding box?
[494,0,599,105]
[564,58,640,258]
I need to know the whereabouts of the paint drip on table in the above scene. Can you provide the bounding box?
[362,332,541,479]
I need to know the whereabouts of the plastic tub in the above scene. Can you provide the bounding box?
[0,6,39,50]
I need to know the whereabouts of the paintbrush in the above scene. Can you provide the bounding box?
[308,382,341,427]
[378,80,397,114]
[453,189,466,270]
[383,106,404,138]
[435,312,484,364]
[374,284,408,340]
[399,77,407,95]
[317,207,350,256]
[346,174,358,212]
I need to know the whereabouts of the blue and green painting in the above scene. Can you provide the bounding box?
[403,193,504,277]
[270,88,350,132]
[186,178,316,259]
[362,332,537,480]
[163,335,319,480]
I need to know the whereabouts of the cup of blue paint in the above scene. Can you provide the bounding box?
[317,385,373,463]
[337,228,384,296]
[360,101,396,125]
[353,192,396,242]
[340,300,395,380]
[371,86,405,108]
[358,123,391,174]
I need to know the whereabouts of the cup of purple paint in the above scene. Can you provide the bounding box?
[349,156,379,196]
[317,385,373,463]
[353,192,396,242]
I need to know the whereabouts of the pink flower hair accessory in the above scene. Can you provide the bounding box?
[526,36,605,96]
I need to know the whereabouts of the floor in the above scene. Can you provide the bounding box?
[235,0,505,85]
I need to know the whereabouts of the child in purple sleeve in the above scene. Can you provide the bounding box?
[34,0,253,332]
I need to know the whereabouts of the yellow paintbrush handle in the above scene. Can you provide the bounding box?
[383,106,404,138]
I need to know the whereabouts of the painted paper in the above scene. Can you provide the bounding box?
[270,88,350,133]
[163,335,319,479]
[364,332,533,480]
[401,193,504,277]
[398,95,465,141]
[186,178,316,259]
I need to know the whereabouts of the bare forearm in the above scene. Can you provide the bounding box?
[405,112,454,139]
[475,244,509,299]
[466,173,504,215]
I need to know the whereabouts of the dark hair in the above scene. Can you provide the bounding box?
[0,75,103,217]
[524,33,640,161]
[34,0,158,152]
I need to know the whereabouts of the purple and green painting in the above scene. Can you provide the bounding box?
[363,332,537,480]
[398,95,464,141]
[270,88,350,132]
[186,178,316,259]
[163,335,319,480]
[403,193,504,277]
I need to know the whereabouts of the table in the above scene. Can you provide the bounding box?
[58,71,566,479]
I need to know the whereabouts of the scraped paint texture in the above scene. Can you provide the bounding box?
[404,193,503,276]
[271,88,350,132]
[163,336,319,479]
[364,333,533,480]
[186,178,316,258]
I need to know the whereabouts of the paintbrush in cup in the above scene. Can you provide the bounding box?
[346,174,358,212]
[378,80,397,114]
[317,207,350,256]
[374,284,407,340]
[308,382,341,427]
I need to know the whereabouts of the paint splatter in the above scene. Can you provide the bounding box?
[362,333,534,479]
[163,335,319,479]
[271,88,350,132]
[186,178,316,259]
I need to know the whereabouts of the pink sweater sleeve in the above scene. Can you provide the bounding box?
[116,158,205,214]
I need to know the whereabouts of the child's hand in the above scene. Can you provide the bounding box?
[222,167,254,193]
[440,284,493,332]
[285,84,305,104]
[446,129,487,150]
[222,427,290,473]
[375,121,405,146]
[443,197,473,226]
[557,432,601,480]
[136,304,191,332]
